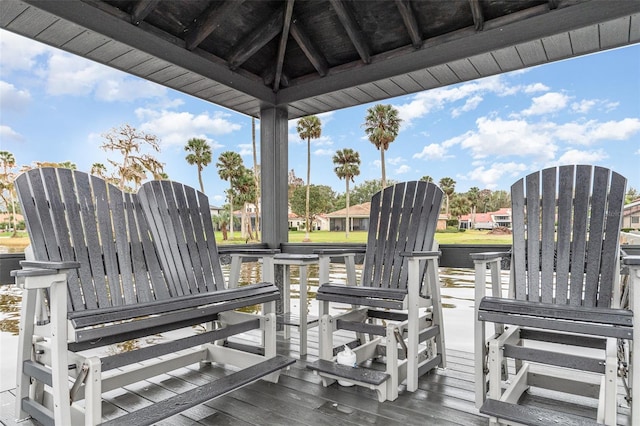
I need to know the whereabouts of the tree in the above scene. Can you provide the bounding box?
[100,124,164,191]
[420,175,434,183]
[626,187,639,204]
[184,137,212,193]
[466,186,480,227]
[333,148,361,238]
[231,167,258,240]
[288,169,304,200]
[251,117,260,239]
[290,184,335,230]
[296,115,322,242]
[449,194,471,222]
[349,179,397,205]
[438,177,456,218]
[212,210,231,240]
[363,104,401,188]
[0,151,18,236]
[216,151,244,240]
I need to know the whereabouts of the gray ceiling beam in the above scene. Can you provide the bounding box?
[20,0,276,103]
[185,1,245,51]
[274,0,295,92]
[329,0,371,64]
[394,0,423,48]
[130,0,160,25]
[227,8,284,71]
[290,20,329,77]
[468,0,485,31]
[277,0,640,104]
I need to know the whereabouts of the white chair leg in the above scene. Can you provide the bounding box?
[49,279,72,425]
[83,357,102,426]
[15,286,36,421]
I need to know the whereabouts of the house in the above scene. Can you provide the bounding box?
[458,208,512,230]
[327,202,447,231]
[623,199,640,230]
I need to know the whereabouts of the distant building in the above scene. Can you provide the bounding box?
[623,199,640,230]
[459,208,512,230]
[327,202,447,231]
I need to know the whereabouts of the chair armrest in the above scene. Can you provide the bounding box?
[313,248,366,256]
[400,250,440,258]
[622,255,640,267]
[227,248,280,257]
[470,252,510,262]
[12,260,81,277]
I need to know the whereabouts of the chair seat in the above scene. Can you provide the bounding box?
[317,283,408,309]
[479,296,633,339]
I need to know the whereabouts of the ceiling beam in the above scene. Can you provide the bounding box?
[19,0,276,103]
[274,0,295,92]
[394,0,422,48]
[185,1,245,51]
[329,0,371,64]
[227,8,285,71]
[290,19,329,77]
[277,0,640,104]
[129,0,160,25]
[468,0,484,31]
[548,0,560,10]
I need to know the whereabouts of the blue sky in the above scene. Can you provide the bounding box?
[1,29,639,206]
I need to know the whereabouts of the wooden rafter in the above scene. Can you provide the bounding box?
[227,8,285,71]
[394,0,422,49]
[263,67,289,88]
[548,0,560,9]
[129,0,160,25]
[290,20,329,77]
[185,1,246,51]
[468,0,484,31]
[274,0,295,92]
[329,0,371,64]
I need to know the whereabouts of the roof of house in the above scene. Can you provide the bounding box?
[459,207,511,223]
[327,202,371,218]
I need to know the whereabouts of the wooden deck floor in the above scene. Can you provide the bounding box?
[0,327,632,426]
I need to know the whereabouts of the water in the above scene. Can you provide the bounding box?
[0,262,499,392]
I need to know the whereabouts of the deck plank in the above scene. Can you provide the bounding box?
[0,328,632,425]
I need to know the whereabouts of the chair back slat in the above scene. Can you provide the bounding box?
[15,168,169,311]
[510,165,626,307]
[361,181,443,290]
[139,180,226,294]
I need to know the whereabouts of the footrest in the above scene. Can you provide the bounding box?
[100,355,295,426]
[277,312,319,327]
[307,359,389,386]
[480,399,599,426]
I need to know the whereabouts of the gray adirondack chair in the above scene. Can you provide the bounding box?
[12,168,292,425]
[473,165,639,425]
[307,181,446,402]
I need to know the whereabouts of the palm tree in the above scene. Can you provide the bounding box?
[216,151,244,240]
[363,104,401,188]
[184,137,212,193]
[333,148,361,238]
[296,115,322,241]
[0,151,18,237]
[438,177,456,218]
[466,186,480,228]
[420,175,434,183]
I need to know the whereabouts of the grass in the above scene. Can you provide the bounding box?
[0,229,512,253]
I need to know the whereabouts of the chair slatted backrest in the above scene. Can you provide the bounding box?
[15,168,169,312]
[361,181,443,290]
[138,180,226,295]
[511,165,626,307]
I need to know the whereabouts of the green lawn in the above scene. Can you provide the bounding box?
[215,229,511,245]
[1,229,511,252]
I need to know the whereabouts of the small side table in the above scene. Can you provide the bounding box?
[273,253,319,356]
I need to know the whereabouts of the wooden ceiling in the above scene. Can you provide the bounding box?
[2,0,639,119]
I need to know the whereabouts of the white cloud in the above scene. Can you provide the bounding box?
[46,52,166,101]
[521,92,569,116]
[554,118,640,145]
[0,81,31,112]
[237,144,253,156]
[313,148,334,156]
[413,143,449,160]
[523,83,549,93]
[395,165,411,174]
[571,99,597,114]
[0,125,24,143]
[463,162,529,189]
[289,133,334,146]
[387,156,405,166]
[452,95,483,117]
[0,30,50,74]
[136,109,241,147]
[554,149,608,165]
[455,117,557,161]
